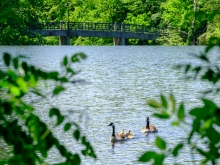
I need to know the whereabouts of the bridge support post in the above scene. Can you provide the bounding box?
[59,21,65,45]
[121,22,125,45]
[113,22,120,46]
[59,36,65,45]
[66,36,70,45]
[66,21,70,45]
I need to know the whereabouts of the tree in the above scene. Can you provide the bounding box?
[0,53,96,164]
[159,0,220,45]
[0,0,45,45]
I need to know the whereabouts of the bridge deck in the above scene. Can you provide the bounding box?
[28,22,166,44]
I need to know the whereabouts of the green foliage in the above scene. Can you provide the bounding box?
[139,44,220,164]
[1,0,219,45]
[0,0,45,45]
[0,53,96,164]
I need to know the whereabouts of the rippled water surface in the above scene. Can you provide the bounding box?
[0,46,219,165]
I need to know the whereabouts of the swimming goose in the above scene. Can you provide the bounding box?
[124,130,135,139]
[120,128,125,135]
[141,117,158,133]
[107,122,127,143]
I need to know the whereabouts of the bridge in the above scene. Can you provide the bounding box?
[28,22,166,45]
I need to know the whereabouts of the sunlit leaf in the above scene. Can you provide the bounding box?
[160,94,167,108]
[10,86,20,96]
[172,121,179,126]
[147,99,164,108]
[169,94,175,113]
[154,110,170,119]
[16,77,28,93]
[156,136,166,150]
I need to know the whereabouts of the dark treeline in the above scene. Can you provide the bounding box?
[0,0,219,45]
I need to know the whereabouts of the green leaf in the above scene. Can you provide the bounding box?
[78,53,87,59]
[64,123,71,132]
[21,62,28,74]
[74,130,80,141]
[48,71,59,79]
[71,154,81,165]
[13,58,19,69]
[49,108,59,117]
[3,102,12,115]
[3,53,11,66]
[63,56,68,66]
[57,116,64,125]
[160,94,167,108]
[53,86,65,95]
[58,145,67,157]
[71,55,80,62]
[184,64,191,73]
[66,67,75,74]
[172,121,179,126]
[49,108,64,125]
[177,103,185,121]
[16,77,28,93]
[196,147,208,157]
[169,94,175,113]
[139,151,156,162]
[189,108,203,116]
[155,136,166,150]
[154,153,165,165]
[10,86,20,96]
[202,98,218,112]
[154,110,170,119]
[172,143,183,157]
[147,99,164,108]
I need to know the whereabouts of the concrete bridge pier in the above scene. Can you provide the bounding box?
[113,22,125,46]
[121,22,125,45]
[59,22,65,45]
[58,21,70,45]
[66,36,70,45]
[59,36,65,45]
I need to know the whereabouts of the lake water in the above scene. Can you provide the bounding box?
[0,46,219,165]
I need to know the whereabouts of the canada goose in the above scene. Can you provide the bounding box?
[141,117,158,133]
[107,122,127,143]
[120,128,125,135]
[124,130,135,139]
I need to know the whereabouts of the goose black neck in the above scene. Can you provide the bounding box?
[112,126,115,137]
[146,120,150,129]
